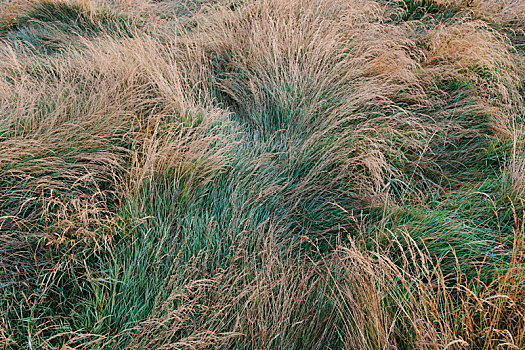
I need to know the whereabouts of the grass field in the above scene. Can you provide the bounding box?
[0,0,524,348]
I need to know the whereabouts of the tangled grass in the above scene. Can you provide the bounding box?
[0,0,524,348]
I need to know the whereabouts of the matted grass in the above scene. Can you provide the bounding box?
[1,0,524,349]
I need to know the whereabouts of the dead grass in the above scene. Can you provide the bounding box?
[0,0,524,348]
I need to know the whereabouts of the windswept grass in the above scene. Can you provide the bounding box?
[1,0,524,349]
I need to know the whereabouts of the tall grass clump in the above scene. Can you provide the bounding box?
[1,0,524,349]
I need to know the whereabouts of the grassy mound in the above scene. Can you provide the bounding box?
[1,0,524,349]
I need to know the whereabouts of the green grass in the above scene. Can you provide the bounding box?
[1,0,525,348]
[1,1,138,54]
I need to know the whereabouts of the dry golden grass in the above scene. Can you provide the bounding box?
[0,0,524,349]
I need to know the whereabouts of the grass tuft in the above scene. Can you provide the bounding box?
[1,0,524,349]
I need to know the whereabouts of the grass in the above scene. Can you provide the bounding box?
[0,0,138,54]
[0,0,524,349]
